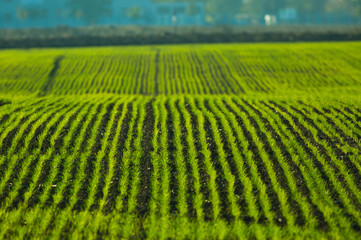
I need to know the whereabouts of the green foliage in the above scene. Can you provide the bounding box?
[127,6,142,20]
[351,0,361,14]
[67,0,112,24]
[0,42,361,239]
[186,3,201,16]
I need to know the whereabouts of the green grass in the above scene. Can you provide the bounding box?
[0,42,361,239]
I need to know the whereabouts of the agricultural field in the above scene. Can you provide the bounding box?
[0,42,361,239]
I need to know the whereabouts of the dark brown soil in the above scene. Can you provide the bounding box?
[136,99,155,216]
[165,101,179,216]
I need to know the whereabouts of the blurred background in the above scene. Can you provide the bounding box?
[1,0,361,29]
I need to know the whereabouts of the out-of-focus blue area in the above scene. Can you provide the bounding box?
[0,0,360,29]
[0,0,206,28]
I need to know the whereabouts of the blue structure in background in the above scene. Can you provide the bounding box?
[110,0,205,26]
[0,0,360,29]
[0,0,206,28]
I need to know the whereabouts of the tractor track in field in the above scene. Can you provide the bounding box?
[153,50,160,96]
[38,56,64,97]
